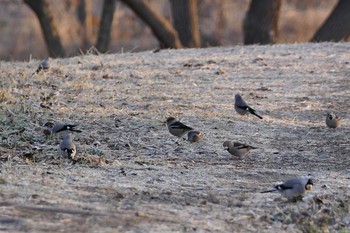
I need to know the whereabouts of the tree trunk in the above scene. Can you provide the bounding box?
[77,0,86,26]
[24,0,66,57]
[169,0,200,48]
[243,0,281,45]
[311,0,350,42]
[96,0,117,53]
[77,0,94,49]
[120,0,183,49]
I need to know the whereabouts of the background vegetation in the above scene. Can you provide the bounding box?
[0,0,349,61]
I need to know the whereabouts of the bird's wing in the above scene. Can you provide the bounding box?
[236,104,250,111]
[233,142,256,150]
[55,124,82,133]
[169,122,193,130]
[282,178,306,189]
[277,184,294,190]
[233,142,247,149]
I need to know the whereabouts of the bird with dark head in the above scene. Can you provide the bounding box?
[234,94,263,119]
[326,112,340,128]
[36,58,50,73]
[44,123,82,136]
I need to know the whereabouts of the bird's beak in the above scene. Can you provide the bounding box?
[223,146,229,150]
[306,184,313,191]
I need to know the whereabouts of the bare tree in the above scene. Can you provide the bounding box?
[243,0,281,45]
[96,0,117,53]
[120,0,183,49]
[24,0,65,57]
[170,0,200,48]
[311,0,350,42]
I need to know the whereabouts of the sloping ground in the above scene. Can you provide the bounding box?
[0,43,349,232]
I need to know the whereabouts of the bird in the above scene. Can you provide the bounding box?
[166,117,193,138]
[234,94,263,119]
[59,133,77,160]
[52,124,82,134]
[187,130,203,142]
[223,141,256,157]
[261,177,314,201]
[326,112,340,128]
[44,123,82,136]
[36,58,50,73]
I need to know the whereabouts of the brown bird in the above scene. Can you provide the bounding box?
[326,113,340,128]
[187,130,203,142]
[166,117,193,138]
[223,141,256,157]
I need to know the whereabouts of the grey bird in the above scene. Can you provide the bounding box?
[59,133,77,160]
[261,177,314,201]
[44,123,82,136]
[223,141,256,157]
[234,94,263,119]
[166,117,193,138]
[187,130,203,142]
[326,113,340,128]
[36,58,50,73]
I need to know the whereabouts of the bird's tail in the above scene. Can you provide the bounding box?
[249,108,263,119]
[260,189,277,193]
[70,129,82,133]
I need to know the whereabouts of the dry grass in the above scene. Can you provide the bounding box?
[0,42,350,232]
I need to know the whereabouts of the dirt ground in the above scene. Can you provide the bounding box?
[0,42,349,232]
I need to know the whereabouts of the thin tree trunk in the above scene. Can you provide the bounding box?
[24,0,66,57]
[311,0,350,42]
[243,0,281,45]
[77,0,94,50]
[96,0,117,53]
[170,0,200,48]
[120,0,183,49]
[77,0,86,26]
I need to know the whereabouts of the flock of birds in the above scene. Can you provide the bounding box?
[36,58,341,202]
[165,93,325,201]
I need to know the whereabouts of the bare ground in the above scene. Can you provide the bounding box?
[0,42,350,232]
